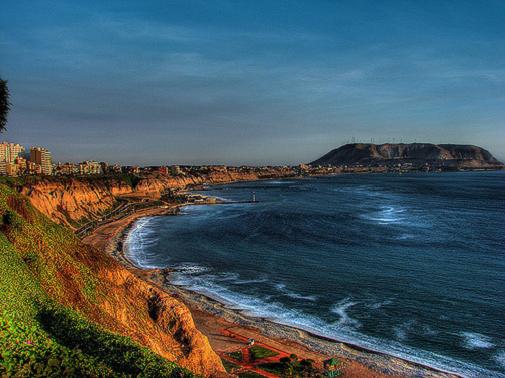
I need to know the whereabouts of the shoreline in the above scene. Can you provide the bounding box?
[83,200,460,378]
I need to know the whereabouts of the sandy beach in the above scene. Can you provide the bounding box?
[82,204,459,378]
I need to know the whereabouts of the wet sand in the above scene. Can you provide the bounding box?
[82,205,459,378]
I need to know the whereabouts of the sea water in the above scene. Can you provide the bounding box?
[126,171,505,377]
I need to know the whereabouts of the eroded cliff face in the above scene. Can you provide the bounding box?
[21,168,296,229]
[84,249,225,376]
[20,177,133,228]
[1,188,226,376]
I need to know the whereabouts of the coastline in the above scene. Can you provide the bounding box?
[83,201,460,378]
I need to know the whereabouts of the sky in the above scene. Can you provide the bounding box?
[1,0,504,165]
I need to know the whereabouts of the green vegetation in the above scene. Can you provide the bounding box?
[259,354,320,377]
[0,184,194,377]
[227,350,243,361]
[0,78,10,132]
[323,357,342,377]
[221,358,240,373]
[0,175,27,187]
[0,304,192,377]
[257,362,285,374]
[249,345,279,361]
[238,371,265,378]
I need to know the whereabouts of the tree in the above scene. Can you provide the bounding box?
[0,78,11,133]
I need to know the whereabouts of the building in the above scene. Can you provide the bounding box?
[0,142,25,176]
[79,161,102,175]
[55,162,79,175]
[5,162,19,177]
[0,142,25,163]
[100,161,108,172]
[26,161,42,175]
[170,165,183,176]
[158,166,169,175]
[127,166,141,174]
[30,147,53,175]
[111,163,123,174]
[15,156,27,175]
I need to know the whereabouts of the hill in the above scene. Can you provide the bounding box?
[311,143,503,169]
[0,183,225,377]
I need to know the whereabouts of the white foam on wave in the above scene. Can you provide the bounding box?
[495,351,505,369]
[125,217,161,268]
[333,185,386,198]
[393,320,416,341]
[274,283,318,302]
[396,233,414,240]
[362,206,406,225]
[460,331,495,350]
[422,325,439,337]
[266,180,295,185]
[330,297,361,328]
[365,299,392,310]
[171,263,210,275]
[171,271,504,377]
[233,277,270,285]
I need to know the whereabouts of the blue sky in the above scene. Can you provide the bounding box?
[1,0,504,165]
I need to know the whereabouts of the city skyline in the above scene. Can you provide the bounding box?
[1,0,505,165]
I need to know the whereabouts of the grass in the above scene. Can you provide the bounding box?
[257,362,285,374]
[0,183,194,377]
[227,350,243,361]
[250,345,279,361]
[226,345,278,364]
[221,358,240,373]
[0,304,192,377]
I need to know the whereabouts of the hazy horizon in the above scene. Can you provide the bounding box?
[1,0,505,165]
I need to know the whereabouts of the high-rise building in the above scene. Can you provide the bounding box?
[30,146,53,175]
[0,142,25,175]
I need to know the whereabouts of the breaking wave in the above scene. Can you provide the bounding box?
[460,332,495,350]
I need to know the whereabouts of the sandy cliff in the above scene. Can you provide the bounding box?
[82,246,226,376]
[20,168,296,229]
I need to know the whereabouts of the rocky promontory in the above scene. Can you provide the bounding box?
[311,143,503,169]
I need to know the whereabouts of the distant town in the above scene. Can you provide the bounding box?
[1,140,502,179]
[0,141,119,177]
[0,140,339,178]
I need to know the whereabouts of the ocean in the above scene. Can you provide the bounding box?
[125,171,505,377]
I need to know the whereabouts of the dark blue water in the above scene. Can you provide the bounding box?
[126,172,505,377]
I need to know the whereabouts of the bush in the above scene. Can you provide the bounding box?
[2,210,20,228]
[250,345,278,360]
[22,252,38,264]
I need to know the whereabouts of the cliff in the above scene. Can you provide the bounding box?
[0,184,226,376]
[20,167,296,229]
[311,143,503,168]
[0,167,298,375]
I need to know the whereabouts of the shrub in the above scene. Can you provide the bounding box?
[2,210,20,228]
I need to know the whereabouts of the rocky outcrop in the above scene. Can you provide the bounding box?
[311,143,503,168]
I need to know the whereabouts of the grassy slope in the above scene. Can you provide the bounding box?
[0,184,194,377]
